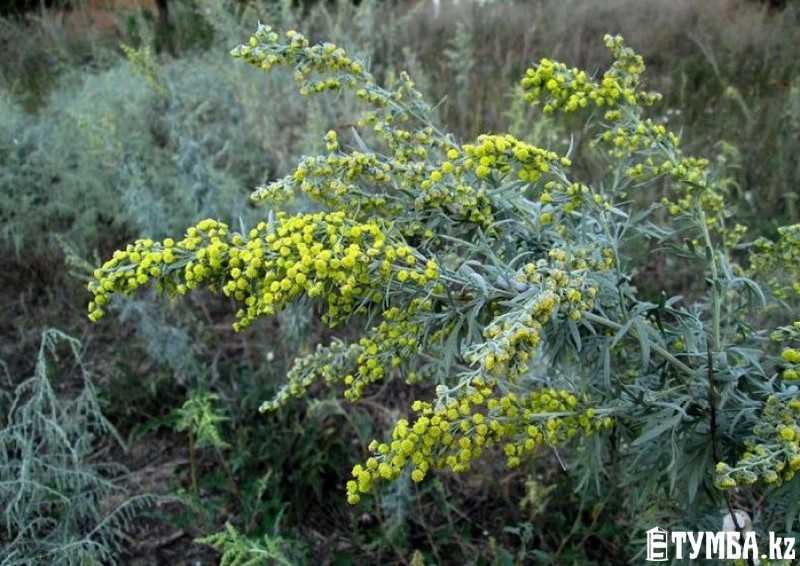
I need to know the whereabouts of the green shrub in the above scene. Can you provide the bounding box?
[2,0,800,561]
[86,22,800,560]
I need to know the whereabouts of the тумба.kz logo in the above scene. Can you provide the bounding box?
[645,525,796,562]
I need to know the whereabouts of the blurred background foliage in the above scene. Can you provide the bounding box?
[1,0,799,563]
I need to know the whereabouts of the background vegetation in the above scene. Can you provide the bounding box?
[1,0,799,563]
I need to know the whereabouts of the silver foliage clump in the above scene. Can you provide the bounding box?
[0,330,153,566]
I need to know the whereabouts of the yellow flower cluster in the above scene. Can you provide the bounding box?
[88,212,439,330]
[617,124,727,222]
[716,320,800,489]
[771,321,800,381]
[459,134,569,183]
[344,300,431,401]
[782,347,800,381]
[252,151,398,215]
[261,339,358,412]
[603,118,725,219]
[402,133,573,227]
[415,176,494,226]
[232,25,369,95]
[537,179,607,217]
[258,140,497,228]
[358,93,440,161]
[235,25,490,230]
[467,255,599,379]
[596,116,730,220]
[716,395,800,489]
[601,120,675,158]
[750,224,800,299]
[233,25,444,184]
[346,379,612,503]
[519,34,730,223]
[602,118,722,216]
[520,35,659,116]
[262,300,438,410]
[521,59,618,114]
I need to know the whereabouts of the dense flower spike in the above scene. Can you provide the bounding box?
[346,379,612,503]
[253,151,399,212]
[715,322,800,489]
[260,298,437,411]
[232,25,373,97]
[716,395,800,489]
[466,255,600,380]
[233,24,449,192]
[88,212,438,330]
[750,224,800,299]
[460,134,568,183]
[345,300,431,400]
[520,35,660,115]
[522,34,734,225]
[772,322,800,381]
[261,339,359,412]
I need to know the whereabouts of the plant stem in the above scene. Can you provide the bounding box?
[583,312,694,376]
[707,338,755,566]
[698,207,722,352]
[698,204,755,564]
[215,446,240,500]
[188,430,198,495]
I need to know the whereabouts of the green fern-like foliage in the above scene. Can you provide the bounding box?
[175,391,229,450]
[0,329,153,565]
[196,522,306,566]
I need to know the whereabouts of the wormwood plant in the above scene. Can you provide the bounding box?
[87,25,800,549]
[0,330,152,565]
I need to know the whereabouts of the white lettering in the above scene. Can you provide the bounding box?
[742,531,759,559]
[687,531,703,559]
[725,532,742,559]
[784,537,796,559]
[644,528,791,562]
[705,531,724,559]
[671,531,687,559]
[770,533,784,560]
